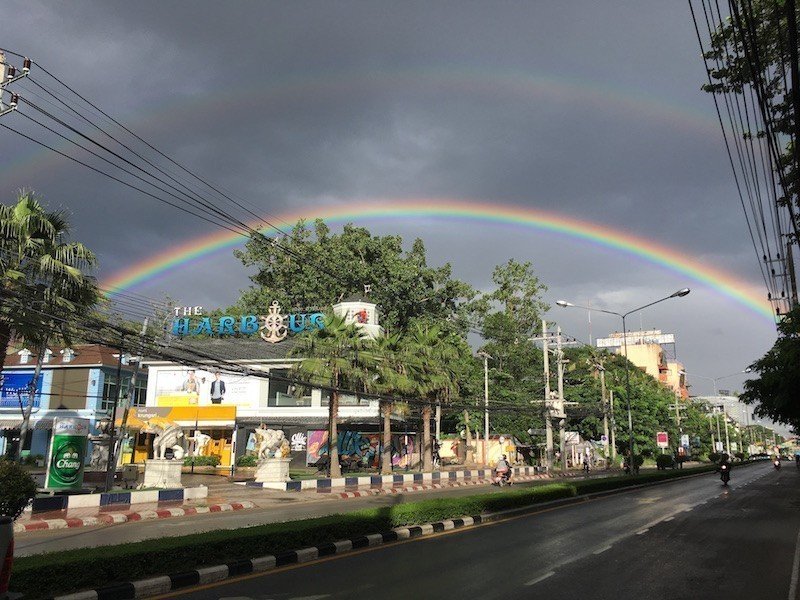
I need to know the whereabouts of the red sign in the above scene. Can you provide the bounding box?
[656,432,669,448]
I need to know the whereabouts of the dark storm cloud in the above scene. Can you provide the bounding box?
[0,0,780,390]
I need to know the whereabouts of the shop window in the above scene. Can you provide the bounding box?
[268,370,312,407]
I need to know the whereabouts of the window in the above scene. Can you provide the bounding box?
[268,370,312,407]
[61,348,74,363]
[18,349,31,364]
[101,374,147,411]
[43,349,52,363]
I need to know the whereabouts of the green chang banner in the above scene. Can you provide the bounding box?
[45,417,89,490]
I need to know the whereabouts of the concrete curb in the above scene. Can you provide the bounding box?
[47,466,738,599]
[334,474,545,498]
[25,486,208,515]
[15,501,254,534]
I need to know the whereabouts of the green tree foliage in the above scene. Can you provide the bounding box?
[741,306,800,431]
[0,190,99,370]
[233,220,477,332]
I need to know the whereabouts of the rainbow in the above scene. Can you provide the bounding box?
[102,198,775,324]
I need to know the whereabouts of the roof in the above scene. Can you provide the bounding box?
[143,337,301,366]
[3,344,128,369]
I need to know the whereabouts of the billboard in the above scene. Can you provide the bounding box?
[597,330,675,348]
[154,368,261,408]
[45,417,89,490]
[0,371,44,408]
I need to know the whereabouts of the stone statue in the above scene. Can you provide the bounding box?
[144,418,185,460]
[187,430,211,457]
[253,425,287,460]
[88,418,112,471]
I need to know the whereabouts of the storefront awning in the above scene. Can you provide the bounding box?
[0,419,22,430]
[119,406,237,429]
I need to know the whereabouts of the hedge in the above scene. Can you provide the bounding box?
[10,465,724,598]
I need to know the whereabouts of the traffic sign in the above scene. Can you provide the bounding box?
[680,434,689,448]
[656,431,669,449]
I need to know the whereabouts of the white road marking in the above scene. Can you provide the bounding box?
[663,516,674,522]
[525,571,556,586]
[593,545,613,554]
[636,529,649,535]
[788,525,800,600]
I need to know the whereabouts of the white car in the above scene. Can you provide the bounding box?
[0,516,13,600]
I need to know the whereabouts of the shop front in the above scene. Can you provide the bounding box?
[118,405,237,467]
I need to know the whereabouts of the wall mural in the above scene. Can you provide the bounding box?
[305,430,417,468]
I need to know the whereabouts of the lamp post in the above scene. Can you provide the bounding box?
[681,368,752,396]
[477,351,492,465]
[557,288,690,474]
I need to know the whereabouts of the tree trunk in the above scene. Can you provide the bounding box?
[435,402,441,440]
[422,404,432,471]
[381,401,392,474]
[464,409,474,464]
[17,343,47,462]
[329,390,341,478]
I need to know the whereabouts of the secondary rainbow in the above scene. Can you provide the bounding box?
[102,198,775,324]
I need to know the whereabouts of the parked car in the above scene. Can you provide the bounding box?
[0,516,13,599]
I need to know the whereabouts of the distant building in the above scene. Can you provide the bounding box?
[596,329,688,400]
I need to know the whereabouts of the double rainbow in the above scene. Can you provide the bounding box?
[102,198,775,324]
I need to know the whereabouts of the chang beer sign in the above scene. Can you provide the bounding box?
[45,417,89,490]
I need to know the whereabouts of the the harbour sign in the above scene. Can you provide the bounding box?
[171,301,324,344]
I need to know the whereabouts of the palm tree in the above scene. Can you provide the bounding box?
[1,191,98,460]
[364,331,415,474]
[291,314,371,478]
[0,191,98,371]
[408,323,460,471]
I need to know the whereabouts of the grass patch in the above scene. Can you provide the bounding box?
[11,463,724,598]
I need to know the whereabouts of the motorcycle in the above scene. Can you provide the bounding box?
[774,458,782,470]
[720,463,730,485]
[493,468,512,487]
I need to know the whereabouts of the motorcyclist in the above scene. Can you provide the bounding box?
[494,454,512,485]
[718,453,731,484]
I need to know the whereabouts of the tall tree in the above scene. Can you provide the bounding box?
[233,220,478,332]
[290,314,371,478]
[740,305,800,431]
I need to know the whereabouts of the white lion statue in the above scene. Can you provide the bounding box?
[253,426,287,460]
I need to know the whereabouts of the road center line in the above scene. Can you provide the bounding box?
[636,529,649,535]
[663,516,674,522]
[525,571,556,586]
[593,545,613,554]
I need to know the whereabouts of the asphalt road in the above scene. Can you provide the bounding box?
[17,474,573,556]
[157,462,799,600]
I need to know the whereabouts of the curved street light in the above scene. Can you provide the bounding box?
[557,289,690,472]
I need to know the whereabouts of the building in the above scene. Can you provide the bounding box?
[130,297,409,470]
[0,344,147,459]
[596,329,688,399]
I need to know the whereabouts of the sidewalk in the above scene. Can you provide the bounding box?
[14,497,255,533]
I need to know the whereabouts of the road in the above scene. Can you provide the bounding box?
[157,462,799,600]
[17,474,573,556]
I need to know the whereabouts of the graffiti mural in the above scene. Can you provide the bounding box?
[305,430,417,468]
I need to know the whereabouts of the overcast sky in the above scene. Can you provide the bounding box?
[0,1,784,427]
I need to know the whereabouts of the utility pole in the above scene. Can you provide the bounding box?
[114,318,149,468]
[598,362,610,463]
[477,351,492,465]
[556,326,566,474]
[105,336,125,492]
[609,390,617,462]
[542,320,553,471]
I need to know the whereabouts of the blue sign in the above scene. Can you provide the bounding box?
[0,372,44,408]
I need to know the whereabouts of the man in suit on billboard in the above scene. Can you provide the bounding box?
[210,372,226,404]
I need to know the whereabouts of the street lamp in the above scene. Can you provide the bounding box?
[681,368,752,396]
[557,288,690,473]
[477,351,492,465]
